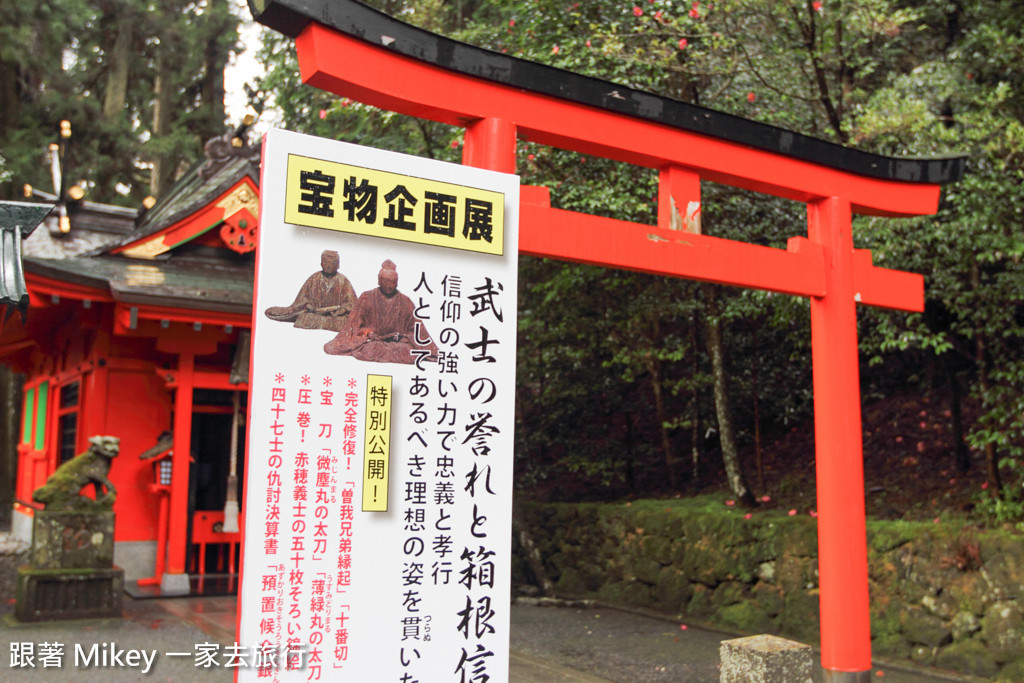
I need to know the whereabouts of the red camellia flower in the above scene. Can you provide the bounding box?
[678,38,688,49]
[812,0,822,10]
[689,7,699,18]
[633,5,643,16]
[319,109,327,120]
[551,45,560,54]
[586,39,592,47]
[747,91,757,102]
[509,19,515,27]
[654,9,664,21]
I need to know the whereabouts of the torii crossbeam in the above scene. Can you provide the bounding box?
[249,1,965,679]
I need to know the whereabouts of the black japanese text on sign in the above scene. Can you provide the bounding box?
[363,374,392,512]
[285,155,505,256]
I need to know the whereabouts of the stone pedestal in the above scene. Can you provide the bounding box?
[720,634,813,683]
[14,510,124,622]
[30,510,115,569]
[15,567,123,622]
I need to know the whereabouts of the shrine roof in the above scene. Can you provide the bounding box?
[248,0,965,185]
[20,190,137,260]
[25,248,253,315]
[104,145,260,253]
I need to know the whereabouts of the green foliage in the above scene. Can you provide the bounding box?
[253,0,1024,508]
[973,460,1024,532]
[0,0,241,204]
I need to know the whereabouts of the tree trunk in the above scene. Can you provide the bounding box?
[102,13,133,122]
[200,0,230,139]
[645,343,678,490]
[752,328,764,491]
[973,263,1001,494]
[943,354,970,474]
[624,410,636,493]
[150,66,173,197]
[0,367,21,529]
[690,319,701,492]
[0,61,19,145]
[702,283,756,506]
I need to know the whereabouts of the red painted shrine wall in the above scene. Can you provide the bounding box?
[12,303,176,543]
[99,366,172,541]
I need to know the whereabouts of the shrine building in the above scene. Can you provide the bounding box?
[2,131,259,592]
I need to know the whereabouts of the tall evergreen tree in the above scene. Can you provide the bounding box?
[0,0,241,205]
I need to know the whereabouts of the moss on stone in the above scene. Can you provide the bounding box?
[872,632,910,660]
[712,581,746,608]
[686,583,714,619]
[778,590,820,643]
[934,639,998,678]
[720,601,775,634]
[900,606,952,648]
[517,499,1024,678]
[554,566,588,596]
[640,535,672,566]
[996,658,1024,682]
[597,579,652,606]
[653,566,692,613]
[981,601,1024,664]
[751,581,784,617]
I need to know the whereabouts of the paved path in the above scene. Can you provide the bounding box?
[509,603,983,683]
[0,594,984,682]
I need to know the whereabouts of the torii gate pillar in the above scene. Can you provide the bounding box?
[808,197,872,678]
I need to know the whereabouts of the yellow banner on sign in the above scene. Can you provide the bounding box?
[362,374,393,512]
[284,154,505,255]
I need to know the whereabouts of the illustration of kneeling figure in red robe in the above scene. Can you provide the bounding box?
[324,259,439,365]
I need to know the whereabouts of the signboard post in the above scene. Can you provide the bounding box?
[238,128,520,682]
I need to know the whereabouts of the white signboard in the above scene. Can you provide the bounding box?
[238,128,519,682]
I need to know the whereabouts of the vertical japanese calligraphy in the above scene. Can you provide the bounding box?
[241,129,519,682]
[362,374,392,512]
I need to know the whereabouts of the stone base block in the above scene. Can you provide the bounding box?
[15,566,124,622]
[720,634,813,683]
[31,510,115,570]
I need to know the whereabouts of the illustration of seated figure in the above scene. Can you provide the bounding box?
[324,259,438,365]
[264,250,357,331]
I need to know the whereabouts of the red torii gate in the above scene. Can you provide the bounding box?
[249,1,964,679]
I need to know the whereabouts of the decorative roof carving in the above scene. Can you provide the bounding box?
[199,134,261,181]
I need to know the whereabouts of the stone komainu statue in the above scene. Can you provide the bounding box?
[33,436,120,511]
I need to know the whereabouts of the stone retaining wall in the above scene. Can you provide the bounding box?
[512,500,1024,681]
